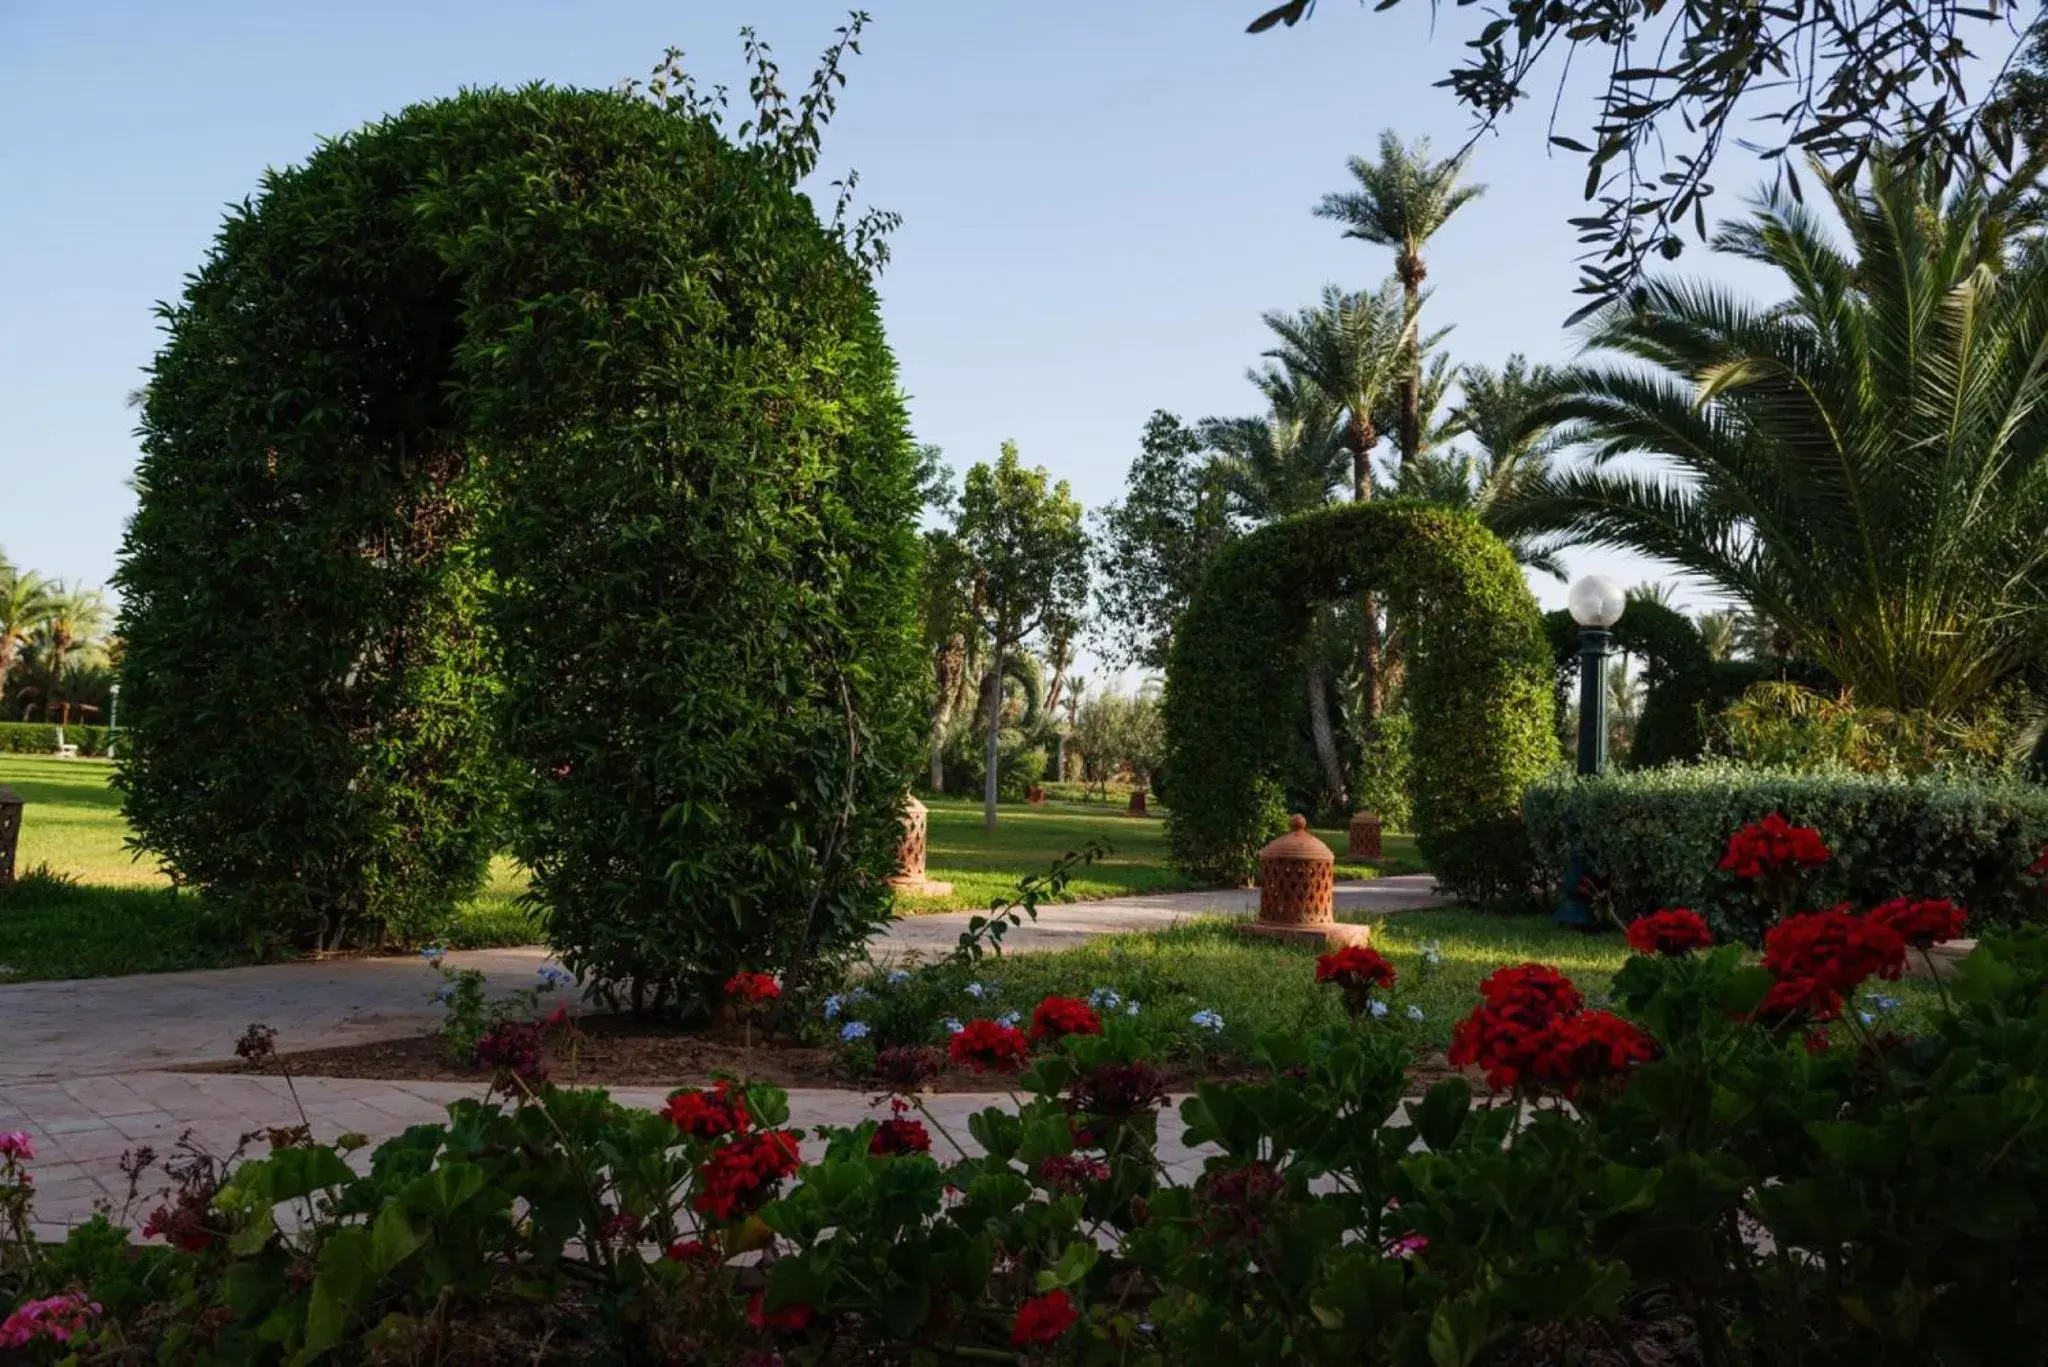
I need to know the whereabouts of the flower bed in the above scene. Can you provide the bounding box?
[7,817,2048,1362]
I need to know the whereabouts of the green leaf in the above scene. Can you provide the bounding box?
[369,1204,423,1275]
[1408,1078,1471,1150]
[303,1225,375,1356]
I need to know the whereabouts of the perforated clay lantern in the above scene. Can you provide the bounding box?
[1348,810,1383,861]
[0,786,20,890]
[887,795,953,898]
[1242,814,1371,949]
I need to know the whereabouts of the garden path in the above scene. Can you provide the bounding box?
[0,875,1442,1234]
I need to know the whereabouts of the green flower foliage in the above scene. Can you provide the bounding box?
[1159,502,1553,903]
[1524,762,2048,940]
[1542,597,1736,767]
[116,86,924,996]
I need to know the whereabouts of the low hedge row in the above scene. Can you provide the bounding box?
[1525,762,2048,939]
[0,723,109,757]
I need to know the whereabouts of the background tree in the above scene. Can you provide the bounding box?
[1511,154,2048,716]
[1315,132,1483,466]
[0,560,53,708]
[1695,608,1739,663]
[1250,0,2026,316]
[1090,410,1234,672]
[954,442,1089,828]
[918,527,978,791]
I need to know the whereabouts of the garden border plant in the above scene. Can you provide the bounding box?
[114,31,925,1011]
[1159,502,1554,904]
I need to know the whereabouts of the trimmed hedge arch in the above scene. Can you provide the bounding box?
[1159,503,1554,904]
[116,87,924,1007]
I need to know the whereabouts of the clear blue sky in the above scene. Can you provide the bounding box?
[2,0,1788,655]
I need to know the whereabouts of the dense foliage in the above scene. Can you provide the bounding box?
[117,75,924,995]
[0,724,108,757]
[14,830,2048,1363]
[1524,763,2048,940]
[1544,597,1737,767]
[1090,412,1233,673]
[1512,156,2048,718]
[1160,502,1552,902]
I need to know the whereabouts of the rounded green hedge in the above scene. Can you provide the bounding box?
[1523,762,2048,940]
[1159,502,1554,903]
[117,86,924,1005]
[1542,598,1732,766]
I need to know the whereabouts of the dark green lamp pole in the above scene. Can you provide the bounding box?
[1555,575,1625,927]
[107,682,121,760]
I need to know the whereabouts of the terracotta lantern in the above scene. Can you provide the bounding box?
[1128,789,1148,817]
[1242,814,1371,949]
[0,786,20,890]
[886,795,953,898]
[1348,810,1383,861]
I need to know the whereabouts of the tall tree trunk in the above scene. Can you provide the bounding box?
[1398,253,1424,467]
[928,632,964,791]
[1349,413,1383,741]
[982,641,1005,831]
[1306,660,1349,816]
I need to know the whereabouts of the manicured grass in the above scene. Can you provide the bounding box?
[0,756,537,982]
[902,795,1420,914]
[952,904,1943,1056]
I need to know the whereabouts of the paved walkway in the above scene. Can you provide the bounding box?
[0,876,1441,1235]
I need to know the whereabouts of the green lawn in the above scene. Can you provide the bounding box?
[0,757,1421,982]
[903,794,1420,914]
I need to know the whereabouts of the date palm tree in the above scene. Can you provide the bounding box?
[1512,154,2048,716]
[34,584,111,721]
[1316,131,1485,466]
[0,565,55,713]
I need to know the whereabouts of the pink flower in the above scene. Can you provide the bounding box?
[0,1132,33,1161]
[0,1293,101,1348]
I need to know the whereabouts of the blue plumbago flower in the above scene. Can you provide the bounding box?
[964,982,987,999]
[420,945,447,965]
[822,994,845,1021]
[1126,1001,1140,1016]
[847,987,870,1002]
[1858,1011,1875,1026]
[887,970,911,985]
[433,983,456,1004]
[1190,1009,1225,1032]
[997,1011,1022,1029]
[1420,942,1443,968]
[840,1021,871,1042]
[1870,994,1902,1014]
[1405,1005,1425,1023]
[1367,999,1390,1019]
[944,1018,965,1034]
[536,965,574,991]
[1088,987,1123,1010]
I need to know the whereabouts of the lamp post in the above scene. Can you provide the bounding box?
[106,682,120,760]
[1555,575,1626,927]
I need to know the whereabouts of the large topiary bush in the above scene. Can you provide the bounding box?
[117,78,924,1006]
[1524,762,2048,939]
[1160,502,1553,903]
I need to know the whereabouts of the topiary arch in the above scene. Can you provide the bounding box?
[1159,503,1555,904]
[115,85,925,1009]
[1542,599,1733,766]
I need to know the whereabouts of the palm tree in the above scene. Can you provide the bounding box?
[1696,608,1739,662]
[0,565,55,713]
[1394,354,1573,579]
[1316,131,1486,466]
[1511,155,2048,716]
[1204,385,1355,810]
[35,584,111,721]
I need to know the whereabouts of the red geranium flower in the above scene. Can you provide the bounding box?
[1718,813,1831,879]
[723,972,780,1003]
[1477,963,1585,1022]
[1626,908,1714,956]
[1038,1154,1111,1191]
[747,1292,813,1333]
[948,1018,1031,1073]
[1752,975,1844,1027]
[1448,963,1588,1092]
[665,1238,716,1262]
[662,1080,751,1140]
[1011,1289,1080,1346]
[1867,897,1968,949]
[1762,909,1905,993]
[692,1130,801,1222]
[2030,845,2048,879]
[1028,996,1103,1044]
[1315,945,1397,990]
[868,1118,932,1156]
[1526,1010,1657,1094]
